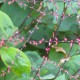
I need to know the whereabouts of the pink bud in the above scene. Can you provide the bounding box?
[46,47,50,52]
[8,1,12,5]
[39,40,42,44]
[22,36,24,40]
[37,73,40,77]
[70,40,73,47]
[20,39,22,42]
[9,37,13,41]
[14,42,18,45]
[64,38,67,42]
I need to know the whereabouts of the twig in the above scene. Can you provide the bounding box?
[68,69,80,80]
[18,14,31,29]
[54,43,74,79]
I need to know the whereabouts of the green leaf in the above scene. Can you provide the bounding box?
[25,51,60,79]
[66,1,78,14]
[0,0,4,3]
[40,74,55,79]
[54,2,64,15]
[40,61,60,79]
[43,1,64,15]
[17,75,30,80]
[58,15,78,31]
[25,51,43,78]
[0,10,17,39]
[25,51,43,69]
[0,47,31,76]
[49,43,79,63]
[71,55,80,65]
[55,74,66,80]
[1,2,30,27]
[43,1,64,24]
[4,71,18,80]
[49,48,65,63]
[41,13,54,30]
[57,43,79,56]
[64,55,80,75]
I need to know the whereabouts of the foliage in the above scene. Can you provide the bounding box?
[0,0,80,80]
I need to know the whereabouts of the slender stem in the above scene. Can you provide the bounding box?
[73,69,80,76]
[33,58,46,80]
[18,14,31,29]
[53,2,71,79]
[33,1,67,80]
[4,75,6,80]
[54,43,74,79]
[68,69,80,80]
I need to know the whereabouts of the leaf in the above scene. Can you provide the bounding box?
[71,55,80,65]
[41,13,54,29]
[64,55,80,75]
[57,43,79,56]
[17,75,30,80]
[40,61,60,79]
[0,0,4,3]
[43,1,64,15]
[58,15,78,31]
[49,48,65,63]
[25,51,60,78]
[0,10,17,39]
[51,45,67,57]
[40,74,55,79]
[4,71,18,80]
[1,2,31,27]
[49,43,79,63]
[66,1,78,14]
[54,2,64,15]
[55,47,66,54]
[55,74,66,80]
[25,51,43,70]
[43,1,64,24]
[0,47,31,76]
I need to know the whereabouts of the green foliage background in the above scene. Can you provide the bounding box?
[0,0,80,80]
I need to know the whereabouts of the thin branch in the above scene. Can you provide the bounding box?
[54,43,74,79]
[68,69,80,80]
[18,14,31,29]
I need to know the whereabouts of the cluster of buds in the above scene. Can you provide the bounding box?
[29,38,44,46]
[9,36,24,45]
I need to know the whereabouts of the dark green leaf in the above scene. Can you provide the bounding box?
[58,15,78,31]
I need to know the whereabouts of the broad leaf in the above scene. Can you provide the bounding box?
[25,51,60,79]
[49,48,65,63]
[64,55,80,75]
[1,2,31,27]
[0,47,31,76]
[55,74,66,80]
[40,74,55,79]
[66,1,79,14]
[0,10,17,39]
[57,43,79,56]
[43,0,64,15]
[58,15,78,31]
[49,43,79,63]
